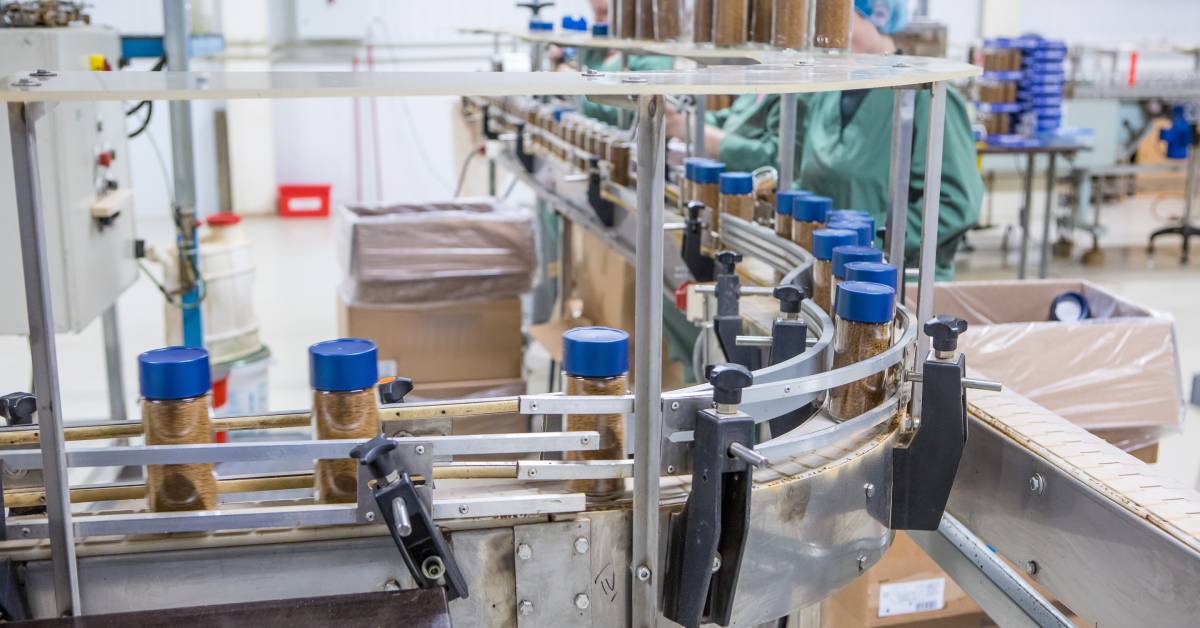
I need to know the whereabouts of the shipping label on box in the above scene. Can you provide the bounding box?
[878,577,946,617]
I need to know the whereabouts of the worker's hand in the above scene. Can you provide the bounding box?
[665,102,687,139]
[850,13,898,55]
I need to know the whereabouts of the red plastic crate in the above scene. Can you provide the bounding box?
[278,183,331,218]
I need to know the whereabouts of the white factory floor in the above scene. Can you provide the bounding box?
[1,182,1198,490]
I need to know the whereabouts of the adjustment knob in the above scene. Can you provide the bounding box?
[714,250,743,275]
[0,392,36,426]
[772,284,806,314]
[923,315,969,353]
[379,377,414,405]
[705,363,754,406]
[350,435,398,482]
[685,200,706,223]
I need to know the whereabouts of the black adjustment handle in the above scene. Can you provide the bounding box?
[714,251,742,275]
[379,377,414,405]
[772,284,806,314]
[924,316,969,353]
[0,393,36,426]
[685,201,706,223]
[350,436,399,482]
[516,1,555,17]
[706,363,754,406]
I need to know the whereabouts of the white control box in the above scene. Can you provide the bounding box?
[0,26,138,334]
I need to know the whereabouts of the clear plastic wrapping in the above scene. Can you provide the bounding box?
[338,198,535,305]
[907,280,1184,434]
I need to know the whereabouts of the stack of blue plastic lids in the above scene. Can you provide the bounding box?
[561,16,588,32]
[1017,36,1067,135]
[978,38,1024,120]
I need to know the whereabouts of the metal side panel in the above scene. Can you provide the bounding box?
[513,519,593,627]
[949,389,1200,626]
[451,528,517,627]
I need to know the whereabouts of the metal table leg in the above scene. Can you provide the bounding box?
[101,304,126,422]
[777,93,797,189]
[8,101,81,616]
[631,94,666,628]
[913,82,947,415]
[1038,153,1058,279]
[886,88,916,302]
[692,93,707,159]
[1017,152,1036,279]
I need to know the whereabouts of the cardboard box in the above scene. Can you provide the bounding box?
[576,230,636,334]
[337,294,524,383]
[907,280,1183,434]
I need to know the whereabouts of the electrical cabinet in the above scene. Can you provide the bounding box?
[0,26,138,334]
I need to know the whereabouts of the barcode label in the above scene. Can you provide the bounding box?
[878,578,946,617]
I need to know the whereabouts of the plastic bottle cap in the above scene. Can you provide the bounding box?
[139,346,211,400]
[776,189,808,215]
[830,209,872,221]
[529,20,553,31]
[309,338,379,392]
[811,228,857,260]
[1049,291,1090,322]
[832,245,884,279]
[835,281,896,324]
[719,172,753,195]
[844,261,899,291]
[795,195,833,223]
[827,219,875,247]
[563,327,629,378]
[592,23,609,36]
[206,213,241,227]
[694,160,725,184]
[684,157,708,182]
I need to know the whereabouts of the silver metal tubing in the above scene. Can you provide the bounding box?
[1017,152,1036,279]
[519,395,634,415]
[0,432,601,471]
[905,370,1002,392]
[101,304,126,422]
[913,81,947,415]
[692,92,707,158]
[908,514,1075,628]
[778,93,797,188]
[631,93,666,628]
[691,285,776,297]
[887,89,916,295]
[756,397,898,462]
[8,101,81,615]
[728,442,768,468]
[1038,153,1058,279]
[516,459,634,480]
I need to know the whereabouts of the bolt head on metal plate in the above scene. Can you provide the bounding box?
[857,554,868,572]
[711,555,722,573]
[574,537,589,555]
[415,445,425,455]
[364,511,376,522]
[458,504,470,515]
[517,543,533,560]
[671,401,680,410]
[1029,473,1046,495]
[575,593,590,610]
[636,565,651,581]
[1025,560,1039,576]
[864,483,875,498]
[518,599,534,616]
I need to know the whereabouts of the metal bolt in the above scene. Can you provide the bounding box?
[421,556,445,580]
[1025,560,1039,576]
[31,69,56,78]
[621,75,649,84]
[574,537,590,555]
[580,435,591,445]
[711,555,722,573]
[458,504,470,515]
[857,554,868,572]
[1029,473,1046,495]
[11,78,39,88]
[531,401,539,411]
[666,465,676,474]
[582,68,604,78]
[864,483,875,499]
[20,528,31,538]
[517,543,533,560]
[527,467,538,477]
[671,401,680,410]
[635,565,651,581]
[365,511,376,522]
[383,578,401,592]
[575,593,591,610]
[415,445,426,455]
[519,600,534,616]
[784,386,791,394]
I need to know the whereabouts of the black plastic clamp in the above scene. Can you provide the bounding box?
[712,252,761,371]
[680,201,715,282]
[587,156,616,227]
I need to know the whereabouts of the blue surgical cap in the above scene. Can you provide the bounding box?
[855,0,909,35]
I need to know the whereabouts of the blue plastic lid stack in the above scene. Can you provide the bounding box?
[835,281,896,324]
[811,228,857,261]
[694,160,725,184]
[795,195,833,223]
[1018,37,1066,136]
[561,16,588,32]
[308,338,379,392]
[776,189,808,215]
[719,172,753,195]
[563,327,629,378]
[139,346,212,401]
[832,245,884,279]
[844,261,899,291]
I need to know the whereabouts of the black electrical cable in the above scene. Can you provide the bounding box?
[125,56,167,139]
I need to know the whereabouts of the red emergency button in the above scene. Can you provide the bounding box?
[96,149,116,167]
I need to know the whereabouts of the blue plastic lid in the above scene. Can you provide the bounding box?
[719,172,753,195]
[827,219,875,247]
[694,160,725,184]
[561,15,588,31]
[684,157,708,182]
[845,261,898,290]
[832,245,884,278]
[835,281,896,324]
[1049,291,1090,322]
[529,20,553,31]
[812,228,857,260]
[139,346,211,401]
[830,209,871,221]
[309,338,379,392]
[563,326,629,377]
[776,189,808,215]
[795,195,833,222]
[551,106,572,121]
[592,22,609,36]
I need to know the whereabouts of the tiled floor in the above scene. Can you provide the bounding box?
[1,180,1197,488]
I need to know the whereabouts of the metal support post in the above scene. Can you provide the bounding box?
[1037,153,1058,278]
[8,102,81,616]
[631,94,666,628]
[692,94,707,159]
[1017,152,1035,279]
[778,93,797,189]
[101,304,126,422]
[164,0,203,348]
[913,82,947,415]
[886,89,916,299]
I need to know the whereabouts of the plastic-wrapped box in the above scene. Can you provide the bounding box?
[337,198,535,305]
[907,280,1183,449]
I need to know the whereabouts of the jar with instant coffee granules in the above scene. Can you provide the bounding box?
[829,281,896,420]
[309,338,381,503]
[563,327,630,502]
[139,346,218,512]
